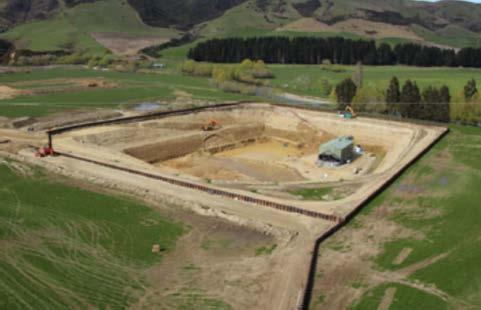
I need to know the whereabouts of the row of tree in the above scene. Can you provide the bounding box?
[180,59,273,95]
[336,77,452,122]
[188,37,481,68]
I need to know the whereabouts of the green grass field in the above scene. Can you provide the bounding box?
[353,283,447,310]
[1,65,480,118]
[0,67,252,118]
[269,65,481,98]
[311,125,481,308]
[0,159,184,308]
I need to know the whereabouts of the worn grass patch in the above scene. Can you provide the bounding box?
[290,187,333,200]
[352,284,448,310]
[164,288,231,310]
[358,125,481,307]
[255,244,277,256]
[310,125,481,309]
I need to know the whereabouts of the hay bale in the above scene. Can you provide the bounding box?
[152,244,161,253]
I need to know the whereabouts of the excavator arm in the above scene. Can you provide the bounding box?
[345,106,357,118]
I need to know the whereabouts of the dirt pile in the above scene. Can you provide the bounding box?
[0,85,23,100]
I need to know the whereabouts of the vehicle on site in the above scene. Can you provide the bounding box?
[35,145,54,157]
[337,106,357,119]
[202,119,221,131]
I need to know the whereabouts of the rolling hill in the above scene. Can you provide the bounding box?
[0,0,481,56]
[0,0,180,55]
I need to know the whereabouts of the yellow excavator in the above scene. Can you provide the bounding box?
[343,106,357,119]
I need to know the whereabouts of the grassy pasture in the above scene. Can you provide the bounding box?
[1,65,480,118]
[0,159,184,308]
[269,65,481,98]
[311,125,481,308]
[0,67,252,117]
[353,283,447,310]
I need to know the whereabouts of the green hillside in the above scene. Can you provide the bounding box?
[0,0,178,54]
[197,0,481,50]
[0,0,480,57]
[412,24,481,49]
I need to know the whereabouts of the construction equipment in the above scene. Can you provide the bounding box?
[35,145,54,157]
[202,119,221,131]
[337,106,357,119]
[344,106,357,119]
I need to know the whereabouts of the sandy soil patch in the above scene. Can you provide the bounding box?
[139,212,280,309]
[2,78,118,104]
[91,32,170,56]
[163,149,306,183]
[217,139,303,161]
[0,85,26,100]
[378,287,397,310]
[278,18,334,32]
[393,247,413,265]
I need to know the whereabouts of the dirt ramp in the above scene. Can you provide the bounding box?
[204,123,265,151]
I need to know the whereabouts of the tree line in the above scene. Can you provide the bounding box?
[188,37,481,68]
[336,76,481,124]
[180,59,273,95]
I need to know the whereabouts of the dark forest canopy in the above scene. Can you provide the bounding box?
[188,37,481,68]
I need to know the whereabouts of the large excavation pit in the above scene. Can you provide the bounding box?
[52,103,446,219]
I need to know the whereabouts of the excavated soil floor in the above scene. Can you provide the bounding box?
[67,105,387,186]
[52,103,446,217]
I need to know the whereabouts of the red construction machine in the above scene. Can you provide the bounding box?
[35,145,54,157]
[202,119,221,131]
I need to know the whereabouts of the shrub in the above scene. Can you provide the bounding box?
[352,86,386,113]
[99,54,115,67]
[451,91,481,124]
[252,60,273,78]
[57,52,89,65]
[180,60,196,74]
[319,79,333,97]
[464,79,478,101]
[193,63,213,77]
